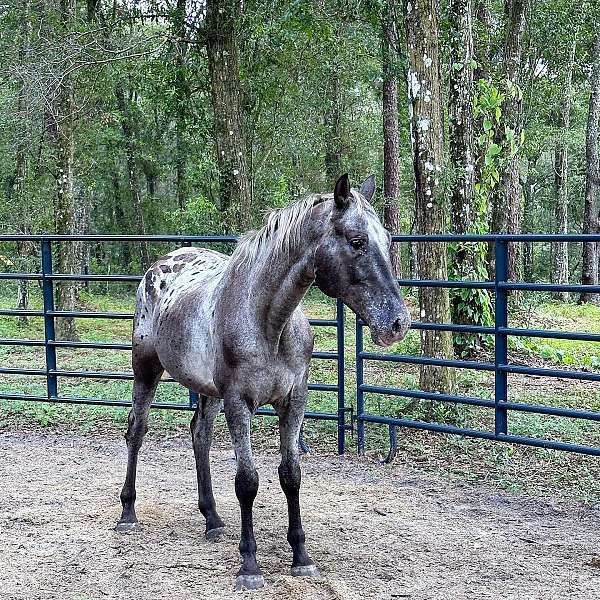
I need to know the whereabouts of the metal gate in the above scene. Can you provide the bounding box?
[0,234,599,456]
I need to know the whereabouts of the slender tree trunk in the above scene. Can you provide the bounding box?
[112,170,131,267]
[522,155,539,282]
[15,0,31,324]
[405,0,455,399]
[381,0,401,276]
[448,0,491,356]
[46,0,78,341]
[490,0,527,281]
[449,0,475,234]
[552,41,576,301]
[205,0,251,230]
[581,32,600,304]
[324,73,342,182]
[115,82,150,267]
[173,0,189,210]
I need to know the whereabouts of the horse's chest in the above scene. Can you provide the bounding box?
[219,353,300,406]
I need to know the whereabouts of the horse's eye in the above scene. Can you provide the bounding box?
[350,238,365,250]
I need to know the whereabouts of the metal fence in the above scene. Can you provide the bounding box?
[0,234,599,457]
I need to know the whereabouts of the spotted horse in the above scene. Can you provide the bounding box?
[116,174,411,590]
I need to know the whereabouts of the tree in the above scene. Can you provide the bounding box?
[490,0,528,281]
[405,0,455,398]
[115,81,151,267]
[552,40,576,300]
[381,0,401,275]
[205,0,252,230]
[581,32,600,304]
[447,0,492,355]
[47,0,79,341]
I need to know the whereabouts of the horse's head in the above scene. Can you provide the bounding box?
[314,174,411,347]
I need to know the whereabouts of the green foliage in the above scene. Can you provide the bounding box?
[167,195,223,234]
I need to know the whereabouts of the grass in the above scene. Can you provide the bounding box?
[0,286,599,502]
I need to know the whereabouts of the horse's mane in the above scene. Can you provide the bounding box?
[229,189,367,270]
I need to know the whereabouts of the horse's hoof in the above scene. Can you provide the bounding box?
[115,521,139,533]
[205,526,225,541]
[291,564,321,577]
[235,574,265,591]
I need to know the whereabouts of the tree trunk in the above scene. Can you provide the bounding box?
[522,155,539,282]
[381,0,401,276]
[552,41,576,301]
[112,170,131,267]
[581,32,600,304]
[115,82,150,267]
[405,0,455,399]
[14,0,31,325]
[448,0,491,356]
[448,0,475,234]
[324,73,342,182]
[205,0,252,231]
[490,0,527,281]
[47,0,79,341]
[173,0,189,210]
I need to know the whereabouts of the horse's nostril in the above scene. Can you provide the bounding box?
[392,318,403,333]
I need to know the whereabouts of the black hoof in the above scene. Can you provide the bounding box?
[205,526,225,541]
[291,564,321,577]
[235,574,265,591]
[115,521,140,533]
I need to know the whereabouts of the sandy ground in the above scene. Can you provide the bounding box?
[0,431,599,600]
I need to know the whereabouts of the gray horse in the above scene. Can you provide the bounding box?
[116,174,410,590]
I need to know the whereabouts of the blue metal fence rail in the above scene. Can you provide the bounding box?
[356,233,600,458]
[1,234,599,456]
[0,235,348,454]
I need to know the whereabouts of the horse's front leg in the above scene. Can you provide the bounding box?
[278,384,320,577]
[224,396,264,591]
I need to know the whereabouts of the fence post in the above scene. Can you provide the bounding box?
[494,238,508,435]
[336,298,346,454]
[41,240,58,399]
[356,317,365,454]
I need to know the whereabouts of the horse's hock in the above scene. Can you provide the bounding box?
[0,431,597,600]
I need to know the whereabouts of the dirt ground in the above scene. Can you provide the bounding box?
[0,431,599,600]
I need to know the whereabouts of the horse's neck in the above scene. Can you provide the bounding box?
[245,250,314,345]
[242,219,325,345]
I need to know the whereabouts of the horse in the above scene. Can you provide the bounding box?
[116,173,411,590]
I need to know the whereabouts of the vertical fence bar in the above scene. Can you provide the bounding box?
[494,239,509,435]
[336,298,345,454]
[356,317,365,454]
[41,240,58,399]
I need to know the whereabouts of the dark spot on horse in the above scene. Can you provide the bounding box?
[173,263,184,272]
[145,272,157,301]
[141,314,145,319]
[160,264,172,273]
[173,252,197,262]
[160,280,166,290]
[140,335,144,340]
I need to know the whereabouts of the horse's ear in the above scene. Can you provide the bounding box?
[359,174,376,202]
[334,173,351,209]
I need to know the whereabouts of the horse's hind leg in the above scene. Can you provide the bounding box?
[116,347,163,532]
[191,395,225,540]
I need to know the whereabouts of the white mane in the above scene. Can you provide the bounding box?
[229,190,367,270]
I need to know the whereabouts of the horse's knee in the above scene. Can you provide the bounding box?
[235,466,259,506]
[278,458,301,496]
